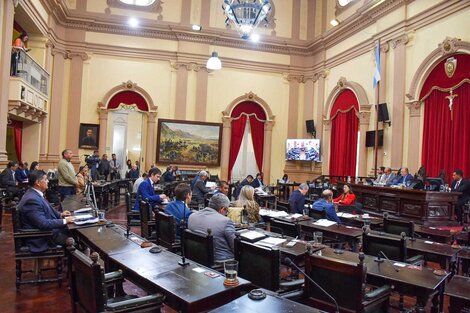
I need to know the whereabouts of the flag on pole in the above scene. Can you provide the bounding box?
[373,40,381,88]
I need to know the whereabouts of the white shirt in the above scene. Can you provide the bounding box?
[133,176,145,193]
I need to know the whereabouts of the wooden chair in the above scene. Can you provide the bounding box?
[66,239,163,313]
[234,236,304,299]
[11,206,65,290]
[125,192,140,236]
[276,200,290,212]
[155,211,181,252]
[270,218,300,238]
[304,252,391,313]
[383,215,415,238]
[140,200,156,242]
[309,208,327,220]
[362,232,422,265]
[183,228,220,269]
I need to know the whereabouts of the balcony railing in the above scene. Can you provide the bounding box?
[11,49,49,96]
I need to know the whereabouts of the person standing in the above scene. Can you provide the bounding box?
[11,32,30,76]
[98,154,110,180]
[288,183,309,214]
[451,169,470,223]
[57,149,78,200]
[109,153,121,180]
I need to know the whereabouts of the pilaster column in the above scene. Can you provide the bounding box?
[358,110,371,176]
[174,66,188,119]
[286,75,300,138]
[322,119,331,174]
[291,0,301,40]
[303,78,314,137]
[377,42,389,166]
[46,48,68,164]
[263,121,274,185]
[200,0,210,28]
[180,0,191,26]
[66,52,88,155]
[220,117,232,181]
[195,68,208,121]
[390,34,409,168]
[406,101,422,172]
[145,112,157,169]
[98,109,108,154]
[0,0,15,163]
[315,74,326,141]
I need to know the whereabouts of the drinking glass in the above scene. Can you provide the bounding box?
[313,231,323,245]
[224,260,238,283]
[303,208,309,217]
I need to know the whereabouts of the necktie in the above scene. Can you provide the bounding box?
[455,181,460,190]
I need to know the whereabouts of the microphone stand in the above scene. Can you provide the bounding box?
[178,202,190,267]
[379,250,400,272]
[284,257,340,313]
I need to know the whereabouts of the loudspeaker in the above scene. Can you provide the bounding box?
[378,103,389,122]
[306,120,316,134]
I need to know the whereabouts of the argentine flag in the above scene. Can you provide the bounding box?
[373,41,381,88]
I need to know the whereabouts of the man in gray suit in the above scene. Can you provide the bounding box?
[188,193,235,262]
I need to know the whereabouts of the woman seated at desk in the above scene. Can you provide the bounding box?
[333,183,356,205]
[228,185,260,223]
[279,174,289,184]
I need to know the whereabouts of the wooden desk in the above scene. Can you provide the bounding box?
[350,184,458,221]
[444,275,470,313]
[318,247,450,312]
[110,247,251,313]
[414,224,454,243]
[298,220,362,250]
[209,292,320,313]
[406,238,459,273]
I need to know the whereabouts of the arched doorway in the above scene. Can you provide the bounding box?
[220,92,275,184]
[98,81,158,174]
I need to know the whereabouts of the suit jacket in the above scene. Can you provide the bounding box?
[192,179,210,204]
[133,178,162,211]
[164,200,192,238]
[15,168,28,183]
[451,179,470,207]
[1,168,17,188]
[288,189,305,214]
[251,178,264,188]
[188,208,236,261]
[394,174,413,185]
[17,188,65,252]
[312,199,341,224]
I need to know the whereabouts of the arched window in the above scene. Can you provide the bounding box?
[329,89,359,177]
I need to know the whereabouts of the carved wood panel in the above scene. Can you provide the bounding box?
[401,203,423,217]
[380,198,398,213]
[428,205,449,217]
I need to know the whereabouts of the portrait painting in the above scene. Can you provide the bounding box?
[79,123,99,149]
[156,119,222,166]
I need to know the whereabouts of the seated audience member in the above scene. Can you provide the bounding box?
[381,167,396,185]
[29,161,40,172]
[127,165,140,179]
[279,174,289,184]
[1,161,20,197]
[18,170,74,252]
[393,167,413,186]
[451,169,470,222]
[251,172,264,188]
[164,183,193,238]
[215,180,229,196]
[23,162,29,177]
[15,162,28,183]
[333,183,356,205]
[233,175,254,199]
[233,185,260,223]
[133,167,167,212]
[162,165,177,183]
[288,183,309,214]
[192,171,212,204]
[76,166,89,195]
[133,173,148,193]
[312,190,341,224]
[188,193,235,262]
[374,166,385,184]
[391,167,402,184]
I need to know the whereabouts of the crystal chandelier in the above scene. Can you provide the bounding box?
[223,0,272,40]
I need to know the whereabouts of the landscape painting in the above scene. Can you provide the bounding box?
[156,119,222,166]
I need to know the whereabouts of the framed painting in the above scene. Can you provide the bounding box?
[79,123,99,150]
[156,119,222,166]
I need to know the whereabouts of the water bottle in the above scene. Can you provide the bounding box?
[347,176,351,183]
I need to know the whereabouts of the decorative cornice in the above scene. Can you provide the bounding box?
[406,101,422,117]
[66,51,90,61]
[391,33,410,49]
[8,100,47,123]
[358,111,371,125]
[222,91,275,122]
[99,80,158,113]
[439,37,461,56]
[170,61,206,72]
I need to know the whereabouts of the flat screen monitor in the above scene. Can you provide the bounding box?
[426,177,444,191]
[286,139,320,161]
[365,130,384,147]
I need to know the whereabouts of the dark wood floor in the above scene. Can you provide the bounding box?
[0,198,451,312]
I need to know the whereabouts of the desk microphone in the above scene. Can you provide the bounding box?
[284,257,340,313]
[379,251,400,272]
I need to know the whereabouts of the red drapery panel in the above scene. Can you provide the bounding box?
[10,120,23,162]
[421,82,470,182]
[249,116,264,172]
[228,115,247,181]
[329,90,359,177]
[228,101,266,181]
[108,91,149,111]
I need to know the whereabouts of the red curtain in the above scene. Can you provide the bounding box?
[108,90,149,111]
[329,90,359,177]
[421,82,470,182]
[228,101,267,181]
[228,115,247,181]
[249,116,264,172]
[10,120,23,162]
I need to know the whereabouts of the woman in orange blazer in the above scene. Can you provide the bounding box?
[333,183,356,205]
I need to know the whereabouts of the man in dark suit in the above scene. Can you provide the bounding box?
[1,161,19,198]
[15,162,28,183]
[98,154,110,180]
[192,171,213,205]
[17,170,74,252]
[133,167,167,212]
[394,167,413,186]
[288,183,309,214]
[451,169,470,223]
[251,172,264,188]
[233,175,254,199]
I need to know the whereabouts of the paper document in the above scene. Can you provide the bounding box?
[205,181,217,188]
[239,230,266,241]
[290,213,303,219]
[313,219,337,227]
[337,212,356,218]
[74,217,99,225]
[74,208,94,214]
[74,214,94,221]
[255,237,287,248]
[259,209,289,218]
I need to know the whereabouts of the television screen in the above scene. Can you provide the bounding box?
[365,130,384,147]
[286,139,321,161]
